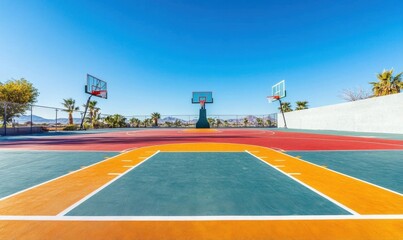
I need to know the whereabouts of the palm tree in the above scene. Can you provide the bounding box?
[92,108,101,128]
[104,114,127,128]
[62,98,79,125]
[142,118,151,127]
[256,118,263,127]
[295,101,309,110]
[129,117,141,127]
[266,119,272,127]
[165,121,172,127]
[243,117,249,127]
[216,119,222,127]
[174,119,182,127]
[83,100,99,128]
[151,112,161,127]
[279,102,292,112]
[207,118,215,127]
[370,69,403,96]
[224,120,229,127]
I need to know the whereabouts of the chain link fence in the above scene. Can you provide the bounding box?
[0,101,277,136]
[125,114,277,128]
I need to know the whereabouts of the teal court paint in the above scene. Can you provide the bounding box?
[67,152,350,216]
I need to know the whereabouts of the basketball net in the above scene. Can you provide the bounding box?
[267,95,280,103]
[92,90,107,98]
[200,100,206,108]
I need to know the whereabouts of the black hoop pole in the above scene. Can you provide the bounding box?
[80,95,92,130]
[278,98,288,129]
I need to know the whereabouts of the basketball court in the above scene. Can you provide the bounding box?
[0,78,402,239]
[0,128,403,239]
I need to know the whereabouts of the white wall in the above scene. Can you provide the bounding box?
[277,93,403,134]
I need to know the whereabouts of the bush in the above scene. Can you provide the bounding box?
[63,125,78,131]
[40,126,50,132]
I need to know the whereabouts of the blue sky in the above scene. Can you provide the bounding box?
[0,0,402,116]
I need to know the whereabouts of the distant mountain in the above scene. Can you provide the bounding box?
[160,116,188,123]
[14,115,81,124]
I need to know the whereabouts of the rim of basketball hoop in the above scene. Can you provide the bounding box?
[267,95,280,103]
[91,90,107,95]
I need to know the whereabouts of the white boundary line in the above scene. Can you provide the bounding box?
[286,149,403,152]
[0,151,130,202]
[279,151,403,197]
[0,214,402,221]
[245,150,359,215]
[57,151,160,216]
[0,149,120,152]
[271,136,403,148]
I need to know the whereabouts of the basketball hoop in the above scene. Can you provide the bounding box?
[267,95,280,103]
[200,100,206,108]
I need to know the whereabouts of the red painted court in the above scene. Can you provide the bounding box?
[2,128,403,151]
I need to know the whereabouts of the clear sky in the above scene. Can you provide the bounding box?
[0,0,402,116]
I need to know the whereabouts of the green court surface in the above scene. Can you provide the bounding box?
[0,128,143,141]
[287,151,403,194]
[274,128,403,140]
[67,152,350,216]
[0,151,119,199]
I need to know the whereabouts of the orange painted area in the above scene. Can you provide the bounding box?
[0,142,402,239]
[251,148,403,214]
[181,129,220,133]
[0,219,402,240]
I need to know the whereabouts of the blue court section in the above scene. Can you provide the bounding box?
[0,151,119,198]
[287,151,403,194]
[0,128,144,141]
[67,152,350,216]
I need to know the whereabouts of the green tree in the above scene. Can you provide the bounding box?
[92,108,101,128]
[295,101,309,110]
[223,120,229,127]
[0,78,39,123]
[208,118,215,127]
[151,112,161,127]
[83,100,100,128]
[266,119,273,127]
[256,118,263,127]
[174,119,182,127]
[142,118,151,127]
[129,117,141,127]
[370,69,403,96]
[62,98,79,125]
[243,117,249,127]
[165,121,172,127]
[216,119,222,127]
[279,102,292,112]
[104,114,127,128]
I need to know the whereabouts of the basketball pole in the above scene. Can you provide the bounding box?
[80,95,92,130]
[278,98,288,129]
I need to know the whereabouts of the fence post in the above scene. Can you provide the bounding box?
[4,102,7,136]
[55,109,58,132]
[30,105,33,134]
